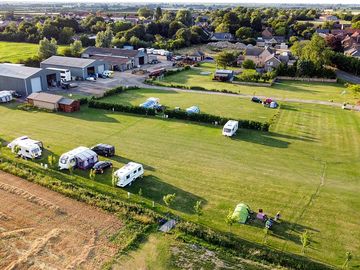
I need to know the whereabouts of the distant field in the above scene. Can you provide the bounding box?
[0,41,67,63]
[100,87,278,123]
[158,63,355,103]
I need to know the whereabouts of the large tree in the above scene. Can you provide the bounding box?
[216,51,237,69]
[38,38,58,60]
[95,27,113,48]
[175,9,193,27]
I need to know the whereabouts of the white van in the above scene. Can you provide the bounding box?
[222,120,239,137]
[113,162,144,187]
[46,67,71,82]
[59,146,98,170]
[8,137,42,159]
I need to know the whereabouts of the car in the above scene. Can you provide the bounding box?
[85,76,96,81]
[69,83,78,88]
[251,97,262,103]
[186,106,200,114]
[61,82,71,89]
[92,161,113,174]
[103,70,114,78]
[91,144,115,157]
[150,59,160,64]
[10,91,22,98]
[98,73,107,79]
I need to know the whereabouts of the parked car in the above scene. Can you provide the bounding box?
[150,59,160,64]
[186,106,200,114]
[103,70,114,78]
[92,161,113,174]
[251,97,262,103]
[85,76,96,81]
[61,82,71,89]
[98,73,107,79]
[91,143,115,157]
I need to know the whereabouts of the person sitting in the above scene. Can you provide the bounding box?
[256,209,266,221]
[265,218,274,229]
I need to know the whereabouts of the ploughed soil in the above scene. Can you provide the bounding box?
[0,171,123,270]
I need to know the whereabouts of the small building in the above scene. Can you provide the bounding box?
[27,92,80,112]
[213,70,234,82]
[0,64,60,97]
[320,15,339,21]
[40,56,108,80]
[58,98,80,112]
[188,51,205,62]
[210,32,235,42]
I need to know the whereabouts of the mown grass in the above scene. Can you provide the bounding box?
[0,41,67,63]
[100,87,278,123]
[158,63,355,103]
[0,101,359,268]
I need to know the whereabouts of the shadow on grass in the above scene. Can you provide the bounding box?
[125,175,207,215]
[111,155,156,172]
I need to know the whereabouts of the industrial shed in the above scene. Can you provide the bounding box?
[40,56,108,80]
[0,64,61,97]
[81,46,148,70]
[27,92,80,112]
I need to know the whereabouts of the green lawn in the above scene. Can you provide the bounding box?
[0,101,359,268]
[100,88,278,123]
[159,63,355,103]
[0,41,67,63]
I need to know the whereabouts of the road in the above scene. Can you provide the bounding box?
[336,69,360,84]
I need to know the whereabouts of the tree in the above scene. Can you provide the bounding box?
[163,193,176,207]
[193,200,203,218]
[155,7,163,21]
[225,209,236,232]
[297,59,316,77]
[342,251,352,269]
[89,169,96,181]
[176,9,193,27]
[242,59,256,69]
[216,51,236,69]
[300,230,311,254]
[236,27,252,40]
[137,7,153,19]
[175,28,191,46]
[96,27,113,48]
[58,27,74,45]
[38,38,58,60]
[70,40,83,57]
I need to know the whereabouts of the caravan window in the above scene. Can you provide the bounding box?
[60,156,68,164]
[138,168,141,172]
[31,148,39,154]
[25,150,29,153]
[133,170,137,174]
[224,128,231,133]
[126,175,130,179]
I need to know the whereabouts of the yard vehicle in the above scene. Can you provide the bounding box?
[140,97,161,109]
[91,144,115,157]
[251,97,262,103]
[113,162,144,187]
[59,146,98,170]
[8,136,43,159]
[85,76,96,81]
[0,91,13,103]
[149,68,166,78]
[46,67,71,82]
[103,70,114,78]
[150,59,160,64]
[186,106,200,114]
[222,120,239,137]
[61,82,71,89]
[92,161,113,174]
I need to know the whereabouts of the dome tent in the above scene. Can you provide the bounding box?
[231,203,250,224]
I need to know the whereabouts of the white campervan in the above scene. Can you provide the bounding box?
[222,120,239,137]
[59,146,98,170]
[8,136,43,159]
[113,162,144,187]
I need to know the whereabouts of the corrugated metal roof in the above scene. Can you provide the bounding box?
[0,64,42,79]
[41,56,97,68]
[83,46,140,58]
[27,92,63,103]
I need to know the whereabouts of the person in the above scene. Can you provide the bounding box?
[274,211,281,221]
[265,218,274,229]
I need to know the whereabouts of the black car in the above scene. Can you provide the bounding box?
[91,144,115,157]
[251,97,262,103]
[92,161,113,174]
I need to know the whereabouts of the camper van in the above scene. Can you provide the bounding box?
[46,67,71,82]
[0,91,13,103]
[58,146,98,170]
[8,136,43,159]
[113,162,144,187]
[222,120,239,137]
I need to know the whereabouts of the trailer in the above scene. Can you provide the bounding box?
[59,146,98,170]
[7,136,43,159]
[0,91,13,103]
[222,120,238,137]
[113,162,144,187]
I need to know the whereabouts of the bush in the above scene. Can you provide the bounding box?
[88,100,156,116]
[77,97,88,105]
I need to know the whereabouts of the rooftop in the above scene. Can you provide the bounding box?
[83,46,140,58]
[41,56,97,68]
[0,64,42,79]
[27,92,63,103]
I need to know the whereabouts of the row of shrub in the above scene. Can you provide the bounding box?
[88,100,156,116]
[276,62,336,79]
[99,85,140,99]
[164,66,191,77]
[177,222,333,270]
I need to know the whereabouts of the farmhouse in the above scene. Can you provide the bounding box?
[210,32,235,42]
[0,64,61,97]
[81,46,149,70]
[27,92,80,112]
[40,56,108,80]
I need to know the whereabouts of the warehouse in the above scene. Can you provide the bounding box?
[81,46,148,70]
[0,64,60,97]
[40,56,108,80]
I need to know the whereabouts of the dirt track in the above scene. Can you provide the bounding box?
[0,171,123,270]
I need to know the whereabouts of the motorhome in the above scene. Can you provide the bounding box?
[59,146,98,170]
[0,91,12,103]
[8,136,43,159]
[222,120,239,137]
[46,67,71,82]
[113,162,144,187]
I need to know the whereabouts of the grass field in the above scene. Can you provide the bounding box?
[158,63,356,103]
[0,99,359,268]
[100,88,278,123]
[0,41,67,63]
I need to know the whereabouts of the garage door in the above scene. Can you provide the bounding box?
[98,64,105,74]
[30,77,42,92]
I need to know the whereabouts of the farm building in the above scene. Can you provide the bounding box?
[81,46,149,70]
[213,70,234,82]
[27,92,80,112]
[0,64,61,97]
[40,56,108,80]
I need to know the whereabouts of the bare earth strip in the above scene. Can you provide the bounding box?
[0,171,123,270]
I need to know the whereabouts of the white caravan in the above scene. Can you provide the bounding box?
[8,136,43,159]
[46,67,71,82]
[0,91,12,103]
[113,162,144,187]
[59,146,98,170]
[222,120,239,137]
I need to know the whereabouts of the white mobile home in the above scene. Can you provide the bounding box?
[59,146,98,170]
[222,120,239,137]
[0,91,12,103]
[113,162,144,187]
[8,136,43,159]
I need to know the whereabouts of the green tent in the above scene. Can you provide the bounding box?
[231,203,250,224]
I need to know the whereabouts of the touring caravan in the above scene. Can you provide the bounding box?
[59,146,98,170]
[46,67,71,82]
[113,162,144,187]
[222,120,239,137]
[8,136,43,159]
[0,91,12,103]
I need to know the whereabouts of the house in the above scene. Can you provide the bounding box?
[341,32,360,50]
[320,15,339,21]
[262,28,273,39]
[0,64,61,97]
[40,56,108,80]
[27,92,80,112]
[210,32,235,42]
[81,46,148,70]
[187,51,205,62]
[213,70,234,82]
[316,29,330,38]
[264,54,282,72]
[237,46,274,67]
[344,47,360,58]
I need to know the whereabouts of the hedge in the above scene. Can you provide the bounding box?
[88,100,156,116]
